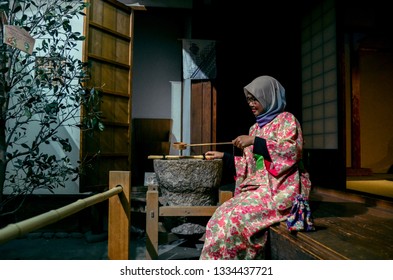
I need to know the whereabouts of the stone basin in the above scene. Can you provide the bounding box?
[153,159,223,206]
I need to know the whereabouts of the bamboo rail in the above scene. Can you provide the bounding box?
[0,171,131,260]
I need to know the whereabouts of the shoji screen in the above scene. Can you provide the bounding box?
[301,0,338,149]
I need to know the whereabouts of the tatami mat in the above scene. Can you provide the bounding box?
[346,179,393,198]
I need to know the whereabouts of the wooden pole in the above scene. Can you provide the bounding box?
[0,186,123,245]
[108,171,131,260]
[148,155,215,160]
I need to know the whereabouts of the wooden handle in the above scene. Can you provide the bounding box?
[187,142,233,147]
[147,155,166,159]
[148,155,210,160]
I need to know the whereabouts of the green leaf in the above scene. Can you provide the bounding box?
[21,143,30,149]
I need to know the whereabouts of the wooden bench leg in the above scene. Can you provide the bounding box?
[145,189,159,260]
[219,190,233,205]
[145,189,232,260]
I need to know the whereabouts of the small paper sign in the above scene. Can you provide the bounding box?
[3,25,35,55]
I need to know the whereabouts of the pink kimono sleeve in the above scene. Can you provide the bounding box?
[233,156,247,196]
[265,113,302,178]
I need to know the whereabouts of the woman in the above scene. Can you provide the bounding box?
[200,75,312,260]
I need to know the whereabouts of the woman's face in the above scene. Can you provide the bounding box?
[246,93,264,116]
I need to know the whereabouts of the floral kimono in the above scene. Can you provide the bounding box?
[200,112,311,260]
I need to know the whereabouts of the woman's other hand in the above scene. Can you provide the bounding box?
[233,135,255,149]
[205,151,224,160]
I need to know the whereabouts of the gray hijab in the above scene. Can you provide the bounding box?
[244,75,286,128]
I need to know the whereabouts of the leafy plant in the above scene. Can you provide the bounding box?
[0,0,104,217]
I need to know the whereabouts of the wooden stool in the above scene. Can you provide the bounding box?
[145,185,233,259]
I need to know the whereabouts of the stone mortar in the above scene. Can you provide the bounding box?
[153,159,223,206]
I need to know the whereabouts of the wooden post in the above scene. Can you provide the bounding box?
[108,171,131,260]
[145,186,159,260]
[219,190,233,205]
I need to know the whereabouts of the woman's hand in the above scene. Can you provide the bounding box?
[233,135,255,149]
[205,151,224,160]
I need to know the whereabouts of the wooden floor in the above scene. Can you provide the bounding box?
[131,183,393,260]
[268,187,393,260]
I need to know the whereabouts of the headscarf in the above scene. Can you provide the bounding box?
[244,75,286,128]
